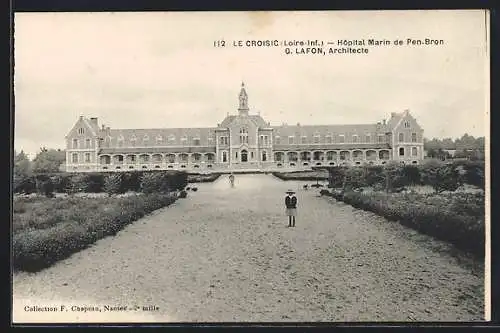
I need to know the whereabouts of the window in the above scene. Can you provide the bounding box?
[219,136,228,145]
[117,136,124,147]
[325,135,332,144]
[143,135,149,145]
[193,138,200,146]
[378,135,384,143]
[365,135,371,143]
[352,135,358,143]
[236,152,238,159]
[72,139,79,149]
[85,139,91,148]
[404,121,410,128]
[398,133,404,142]
[411,133,417,142]
[339,135,345,143]
[84,153,91,163]
[301,136,307,144]
[181,136,188,144]
[275,136,280,144]
[207,154,214,162]
[78,128,84,135]
[130,135,137,146]
[105,136,112,148]
[240,128,248,144]
[314,134,320,144]
[168,135,176,144]
[288,136,294,144]
[264,136,268,145]
[72,153,78,163]
[208,135,213,145]
[262,151,267,162]
[222,151,227,162]
[412,147,418,156]
[156,135,163,145]
[399,147,405,156]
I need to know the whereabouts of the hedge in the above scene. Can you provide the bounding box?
[13,193,177,272]
[13,170,189,196]
[326,190,485,259]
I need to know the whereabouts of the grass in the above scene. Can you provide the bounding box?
[13,193,177,272]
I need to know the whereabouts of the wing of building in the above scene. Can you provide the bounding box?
[64,82,424,173]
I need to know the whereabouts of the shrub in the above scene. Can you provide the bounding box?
[319,189,331,196]
[179,190,188,198]
[13,176,37,194]
[121,171,142,192]
[140,172,163,194]
[401,165,421,186]
[13,193,177,272]
[334,191,484,258]
[104,173,125,196]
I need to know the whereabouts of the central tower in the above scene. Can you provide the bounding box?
[238,82,249,116]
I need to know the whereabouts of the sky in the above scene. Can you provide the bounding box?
[14,10,489,159]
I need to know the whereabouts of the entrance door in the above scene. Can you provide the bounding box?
[241,149,248,162]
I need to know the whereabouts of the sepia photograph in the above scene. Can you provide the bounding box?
[12,10,489,323]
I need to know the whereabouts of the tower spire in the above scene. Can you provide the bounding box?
[238,82,249,116]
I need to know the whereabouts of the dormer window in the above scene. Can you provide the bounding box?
[130,135,137,146]
[117,135,124,147]
[339,135,345,143]
[288,136,294,144]
[168,135,176,144]
[301,136,307,144]
[313,133,320,144]
[143,135,149,146]
[181,135,188,144]
[352,135,358,143]
[156,135,163,145]
[365,134,371,143]
[193,137,200,146]
[325,135,332,144]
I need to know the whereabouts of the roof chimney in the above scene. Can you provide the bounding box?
[391,112,396,118]
[101,124,105,131]
[297,122,300,126]
[79,115,84,120]
[90,117,98,127]
[383,119,386,125]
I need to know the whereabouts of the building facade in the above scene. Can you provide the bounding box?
[64,83,425,173]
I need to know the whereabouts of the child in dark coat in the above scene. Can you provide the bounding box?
[285,190,297,227]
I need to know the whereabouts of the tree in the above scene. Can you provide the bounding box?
[14,150,32,177]
[31,148,66,174]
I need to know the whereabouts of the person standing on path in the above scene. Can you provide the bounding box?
[285,189,297,227]
[229,173,235,187]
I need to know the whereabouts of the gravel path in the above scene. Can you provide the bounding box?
[13,174,485,322]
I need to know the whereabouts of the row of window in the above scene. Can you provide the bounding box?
[71,132,419,149]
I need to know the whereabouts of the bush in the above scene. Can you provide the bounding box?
[179,190,188,198]
[104,173,125,196]
[319,189,331,196]
[140,172,164,194]
[401,165,421,186]
[335,191,484,258]
[13,176,37,194]
[121,171,142,192]
[13,193,177,272]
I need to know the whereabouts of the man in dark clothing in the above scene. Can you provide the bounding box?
[285,190,297,227]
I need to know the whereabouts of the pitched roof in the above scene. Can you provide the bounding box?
[271,124,390,137]
[107,127,217,140]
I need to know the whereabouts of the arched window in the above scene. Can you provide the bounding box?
[262,151,267,162]
[239,128,248,144]
[222,151,227,162]
[130,135,137,146]
[143,134,149,145]
[156,135,163,145]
